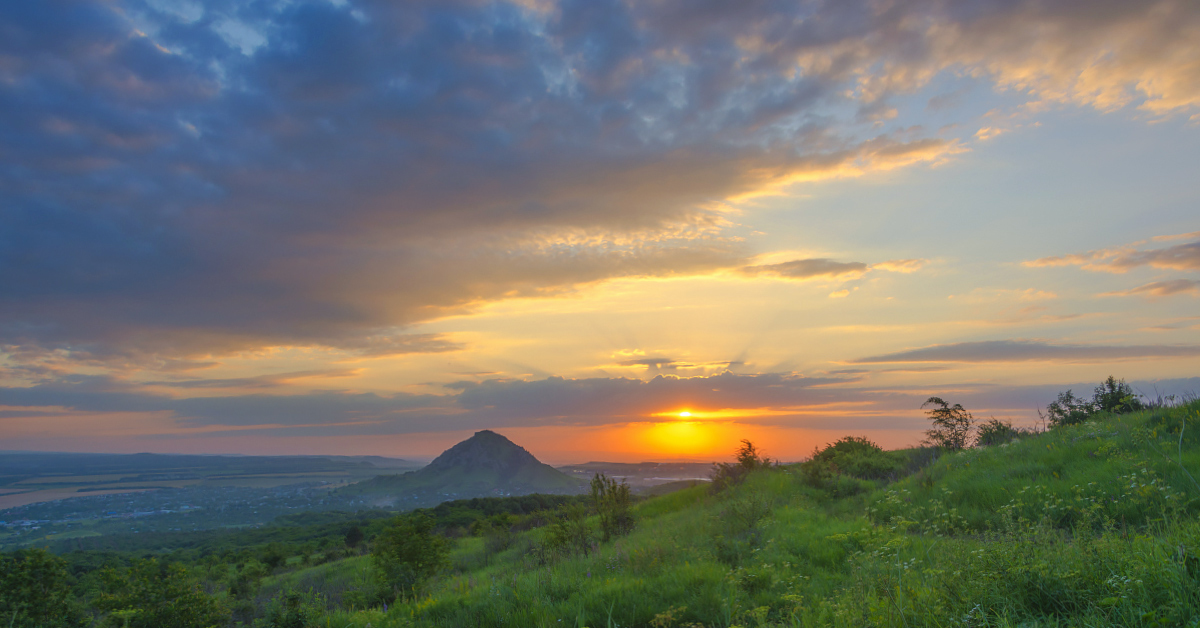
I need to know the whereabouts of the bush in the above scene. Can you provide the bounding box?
[710,440,771,493]
[261,543,288,570]
[1046,376,1145,428]
[371,514,449,601]
[591,473,635,541]
[255,589,327,628]
[974,418,1034,447]
[471,513,516,555]
[542,503,593,559]
[804,436,906,482]
[1093,375,1145,414]
[344,525,364,549]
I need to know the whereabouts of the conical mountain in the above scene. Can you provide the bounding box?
[424,429,546,473]
[340,430,583,508]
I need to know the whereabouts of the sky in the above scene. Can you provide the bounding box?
[1,0,1198,464]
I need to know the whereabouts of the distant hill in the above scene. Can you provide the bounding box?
[339,430,584,507]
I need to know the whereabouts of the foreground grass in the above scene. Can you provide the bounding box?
[312,401,1200,627]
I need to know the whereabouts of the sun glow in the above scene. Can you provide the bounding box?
[640,420,718,457]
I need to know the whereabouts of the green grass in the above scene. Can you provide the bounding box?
[306,400,1200,628]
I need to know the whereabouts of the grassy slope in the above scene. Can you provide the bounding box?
[307,400,1200,627]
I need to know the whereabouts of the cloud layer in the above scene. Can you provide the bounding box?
[3,0,1198,364]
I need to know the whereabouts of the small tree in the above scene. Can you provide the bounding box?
[344,525,364,549]
[591,473,634,541]
[371,514,449,600]
[921,397,974,451]
[1045,390,1093,427]
[1093,375,1144,414]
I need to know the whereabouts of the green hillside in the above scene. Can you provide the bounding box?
[6,398,1200,627]
[317,398,1200,627]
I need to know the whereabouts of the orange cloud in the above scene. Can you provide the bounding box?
[1025,232,1200,273]
[1101,279,1200,298]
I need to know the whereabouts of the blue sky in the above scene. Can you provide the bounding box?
[1,0,1197,462]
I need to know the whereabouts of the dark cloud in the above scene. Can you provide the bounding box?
[0,373,450,429]
[2,0,1196,361]
[853,340,1200,363]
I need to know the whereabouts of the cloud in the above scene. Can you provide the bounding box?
[872,259,927,274]
[1101,279,1200,298]
[739,258,869,281]
[322,333,464,357]
[739,257,927,282]
[611,358,737,374]
[961,288,1058,304]
[145,368,362,390]
[853,340,1200,363]
[1,0,1197,363]
[1026,233,1200,273]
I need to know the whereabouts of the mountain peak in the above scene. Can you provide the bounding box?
[423,430,542,474]
[339,429,582,507]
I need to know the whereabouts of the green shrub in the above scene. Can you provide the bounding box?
[255,589,327,628]
[803,436,906,485]
[371,514,449,601]
[591,473,635,541]
[471,513,516,555]
[541,503,593,559]
[1047,375,1146,427]
[974,418,1033,447]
